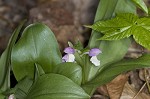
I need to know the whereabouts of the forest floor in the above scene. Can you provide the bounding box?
[0,0,150,99]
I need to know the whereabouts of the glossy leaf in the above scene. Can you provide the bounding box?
[133,26,150,49]
[90,13,150,49]
[87,39,130,81]
[0,94,5,99]
[131,0,148,14]
[89,13,137,33]
[115,0,136,14]
[12,23,62,81]
[87,0,124,82]
[88,0,119,49]
[7,77,33,99]
[83,54,150,89]
[86,0,136,95]
[86,5,133,84]
[0,20,25,91]
[26,73,90,99]
[89,13,137,39]
[53,62,82,85]
[0,70,10,93]
[33,63,45,82]
[99,27,131,40]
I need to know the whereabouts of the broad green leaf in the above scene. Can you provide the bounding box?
[12,23,62,81]
[52,62,82,85]
[86,38,130,81]
[87,0,136,95]
[14,77,33,94]
[115,0,136,14]
[0,93,5,99]
[87,0,121,82]
[0,70,10,93]
[26,73,90,99]
[131,0,148,14]
[33,63,45,82]
[5,77,33,99]
[93,0,118,21]
[86,14,134,83]
[88,0,119,49]
[83,54,150,89]
[14,77,33,99]
[0,20,25,91]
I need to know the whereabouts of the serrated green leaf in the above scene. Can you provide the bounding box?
[131,0,148,14]
[133,26,150,49]
[90,17,130,33]
[26,73,90,99]
[99,26,133,40]
[90,13,138,40]
[117,13,138,23]
[52,62,82,85]
[90,13,150,49]
[137,17,150,28]
[90,13,138,33]
[12,23,62,81]
[83,54,150,90]
[90,13,137,33]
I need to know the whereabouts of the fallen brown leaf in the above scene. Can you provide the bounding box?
[120,82,150,99]
[106,74,129,99]
[97,85,109,97]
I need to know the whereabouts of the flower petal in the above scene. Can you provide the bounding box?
[8,94,15,99]
[89,48,102,56]
[67,54,75,62]
[62,54,75,62]
[64,47,75,54]
[62,54,68,62]
[90,56,100,66]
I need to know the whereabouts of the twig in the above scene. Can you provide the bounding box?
[144,69,150,93]
[132,82,146,99]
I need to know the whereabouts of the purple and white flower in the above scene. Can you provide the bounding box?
[62,47,75,62]
[89,48,102,66]
[62,47,102,66]
[8,94,15,99]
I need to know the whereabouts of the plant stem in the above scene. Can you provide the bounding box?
[132,82,146,99]
[144,69,150,93]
